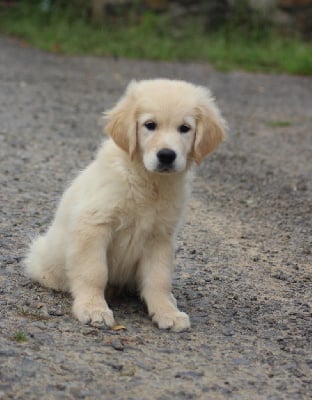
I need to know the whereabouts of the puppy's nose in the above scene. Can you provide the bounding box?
[157,148,176,165]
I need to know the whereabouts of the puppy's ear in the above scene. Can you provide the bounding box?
[193,88,227,164]
[104,81,138,159]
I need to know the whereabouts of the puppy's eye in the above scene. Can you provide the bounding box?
[144,121,157,131]
[178,124,191,134]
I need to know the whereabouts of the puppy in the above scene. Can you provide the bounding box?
[25,79,226,332]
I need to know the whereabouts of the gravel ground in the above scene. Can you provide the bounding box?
[0,35,311,400]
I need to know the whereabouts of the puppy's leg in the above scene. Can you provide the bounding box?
[66,222,115,327]
[138,238,190,332]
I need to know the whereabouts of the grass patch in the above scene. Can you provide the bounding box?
[266,120,293,127]
[14,331,28,342]
[0,2,311,75]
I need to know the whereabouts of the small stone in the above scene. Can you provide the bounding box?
[175,370,204,379]
[223,328,234,337]
[111,339,124,351]
[31,321,46,329]
[49,308,64,316]
[109,363,123,371]
[137,361,155,371]
[120,366,135,377]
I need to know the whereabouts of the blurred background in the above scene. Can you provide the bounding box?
[0,0,311,74]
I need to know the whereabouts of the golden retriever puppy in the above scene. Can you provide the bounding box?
[25,79,226,332]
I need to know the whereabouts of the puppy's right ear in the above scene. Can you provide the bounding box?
[104,81,138,159]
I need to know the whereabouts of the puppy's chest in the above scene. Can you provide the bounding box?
[109,188,182,255]
[117,192,180,238]
[106,183,184,285]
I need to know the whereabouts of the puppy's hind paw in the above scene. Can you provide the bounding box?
[152,311,191,332]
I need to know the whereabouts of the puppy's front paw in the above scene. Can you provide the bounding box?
[152,311,190,332]
[73,298,115,327]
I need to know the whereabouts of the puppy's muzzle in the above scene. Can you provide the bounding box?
[157,148,177,172]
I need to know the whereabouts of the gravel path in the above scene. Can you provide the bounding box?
[0,35,311,400]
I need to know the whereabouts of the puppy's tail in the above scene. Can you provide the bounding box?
[24,235,68,291]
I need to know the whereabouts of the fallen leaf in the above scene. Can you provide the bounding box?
[112,324,127,331]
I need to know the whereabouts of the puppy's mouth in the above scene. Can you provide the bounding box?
[156,164,176,173]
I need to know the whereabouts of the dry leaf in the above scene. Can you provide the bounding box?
[112,324,127,331]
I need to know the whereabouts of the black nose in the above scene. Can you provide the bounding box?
[157,148,176,165]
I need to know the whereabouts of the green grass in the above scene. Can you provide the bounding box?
[266,120,293,127]
[14,331,28,342]
[0,2,311,75]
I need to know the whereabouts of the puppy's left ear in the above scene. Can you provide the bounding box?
[193,88,227,164]
[104,81,138,159]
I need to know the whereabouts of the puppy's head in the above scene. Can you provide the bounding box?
[104,79,227,173]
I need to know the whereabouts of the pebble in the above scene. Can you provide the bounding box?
[175,370,205,379]
[49,308,64,316]
[222,328,234,337]
[30,321,46,329]
[111,339,124,351]
[136,361,155,371]
[120,366,136,377]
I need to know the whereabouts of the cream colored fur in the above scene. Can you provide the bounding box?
[25,79,226,331]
